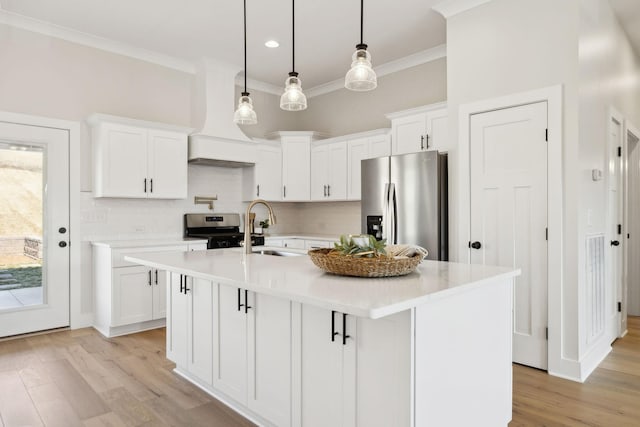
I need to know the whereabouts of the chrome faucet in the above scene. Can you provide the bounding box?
[244,199,277,254]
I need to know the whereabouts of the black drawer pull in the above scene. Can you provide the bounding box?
[342,313,350,345]
[244,289,252,313]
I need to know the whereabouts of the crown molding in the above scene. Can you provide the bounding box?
[0,10,196,73]
[305,44,447,98]
[432,0,494,19]
[235,77,282,97]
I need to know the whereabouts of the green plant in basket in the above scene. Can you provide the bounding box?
[332,234,387,258]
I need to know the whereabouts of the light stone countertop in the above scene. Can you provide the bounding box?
[92,238,208,248]
[262,233,339,241]
[125,248,520,319]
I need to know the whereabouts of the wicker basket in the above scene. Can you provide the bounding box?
[307,248,423,278]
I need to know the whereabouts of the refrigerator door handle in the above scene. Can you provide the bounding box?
[382,183,390,242]
[388,183,397,244]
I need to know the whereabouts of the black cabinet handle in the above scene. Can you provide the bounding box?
[426,134,430,149]
[155,269,158,285]
[244,289,252,313]
[238,288,244,311]
[611,240,620,247]
[331,310,340,342]
[324,185,327,197]
[257,184,260,197]
[148,270,152,286]
[179,274,184,293]
[327,185,330,197]
[420,135,425,150]
[144,178,147,193]
[470,241,482,250]
[150,178,153,193]
[184,278,190,293]
[283,185,287,198]
[342,313,350,345]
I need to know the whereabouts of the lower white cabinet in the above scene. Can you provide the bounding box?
[298,305,410,427]
[93,241,204,337]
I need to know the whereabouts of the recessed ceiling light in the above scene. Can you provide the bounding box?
[265,40,279,48]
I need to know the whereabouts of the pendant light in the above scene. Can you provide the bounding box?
[344,0,377,91]
[280,0,307,111]
[234,0,257,125]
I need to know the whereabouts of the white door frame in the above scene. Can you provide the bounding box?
[0,111,83,329]
[623,119,640,333]
[458,85,563,374]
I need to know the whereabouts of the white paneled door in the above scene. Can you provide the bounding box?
[0,121,69,337]
[608,114,624,340]
[469,102,548,370]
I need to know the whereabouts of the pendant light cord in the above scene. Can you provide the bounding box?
[243,0,247,93]
[360,0,364,45]
[292,0,295,74]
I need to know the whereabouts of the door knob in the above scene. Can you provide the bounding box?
[470,241,482,250]
[611,240,620,247]
[58,241,67,248]
[58,227,67,234]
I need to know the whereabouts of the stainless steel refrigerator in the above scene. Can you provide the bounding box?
[361,151,448,261]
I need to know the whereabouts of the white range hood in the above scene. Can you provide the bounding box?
[189,59,256,167]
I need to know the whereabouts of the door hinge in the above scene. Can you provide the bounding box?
[545,327,548,340]
[618,224,622,235]
[618,302,622,313]
[618,146,622,157]
[545,128,548,142]
[545,228,548,241]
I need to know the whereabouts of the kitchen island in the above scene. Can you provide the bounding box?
[125,249,519,427]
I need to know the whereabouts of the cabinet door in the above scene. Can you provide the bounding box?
[391,114,427,155]
[213,284,248,404]
[166,272,188,367]
[188,278,214,385]
[147,130,188,199]
[310,145,329,200]
[247,292,292,427]
[283,239,305,249]
[112,266,153,326]
[368,134,391,159]
[282,140,310,201]
[152,268,167,319]
[256,146,283,201]
[304,240,333,250]
[300,305,350,427]
[97,123,148,197]
[327,143,348,200]
[347,138,369,200]
[264,238,284,248]
[425,108,450,152]
[355,312,411,427]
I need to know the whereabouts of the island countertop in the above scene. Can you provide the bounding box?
[125,249,520,319]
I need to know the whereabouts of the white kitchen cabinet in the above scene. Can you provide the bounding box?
[282,138,311,201]
[347,133,391,200]
[92,240,204,337]
[88,114,190,199]
[387,104,449,155]
[243,144,282,201]
[166,272,188,367]
[283,238,305,249]
[264,238,284,247]
[299,305,410,427]
[304,240,333,250]
[311,142,348,201]
[212,283,293,427]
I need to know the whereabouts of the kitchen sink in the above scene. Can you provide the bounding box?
[255,249,305,257]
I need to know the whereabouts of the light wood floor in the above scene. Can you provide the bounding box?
[0,318,638,427]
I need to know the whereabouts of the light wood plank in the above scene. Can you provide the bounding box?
[83,412,127,427]
[27,382,83,427]
[0,370,43,426]
[99,387,162,426]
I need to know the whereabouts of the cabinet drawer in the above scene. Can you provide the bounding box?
[264,238,284,248]
[305,240,333,250]
[282,239,305,249]
[112,245,187,267]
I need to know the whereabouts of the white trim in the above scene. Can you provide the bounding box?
[0,10,196,74]
[236,77,283,97]
[265,131,331,140]
[432,0,494,19]
[385,101,447,121]
[0,110,87,329]
[457,85,567,379]
[305,44,447,98]
[317,128,390,145]
[86,113,194,134]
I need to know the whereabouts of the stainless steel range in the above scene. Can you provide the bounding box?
[184,213,264,249]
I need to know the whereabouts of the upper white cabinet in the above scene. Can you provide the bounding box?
[242,143,282,201]
[271,131,327,201]
[347,130,391,200]
[88,114,192,199]
[311,142,348,201]
[386,103,450,155]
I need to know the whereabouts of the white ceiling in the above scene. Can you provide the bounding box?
[0,0,446,89]
[608,0,640,56]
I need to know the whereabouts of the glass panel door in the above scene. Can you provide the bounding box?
[0,121,69,337]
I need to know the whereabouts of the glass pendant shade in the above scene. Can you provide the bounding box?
[234,93,257,125]
[345,48,377,91]
[280,74,307,111]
